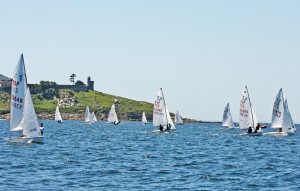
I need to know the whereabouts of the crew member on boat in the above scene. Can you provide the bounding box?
[253,123,265,133]
[159,125,163,131]
[40,123,44,135]
[247,126,252,134]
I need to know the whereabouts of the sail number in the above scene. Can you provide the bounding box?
[11,95,23,103]
[11,102,23,110]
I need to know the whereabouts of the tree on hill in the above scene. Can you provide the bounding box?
[70,74,76,85]
[39,81,57,90]
[75,80,85,86]
[43,88,59,99]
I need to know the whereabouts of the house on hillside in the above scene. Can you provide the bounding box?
[0,74,11,88]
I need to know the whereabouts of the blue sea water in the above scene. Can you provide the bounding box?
[0,120,299,191]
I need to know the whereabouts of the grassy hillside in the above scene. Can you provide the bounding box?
[1,89,153,118]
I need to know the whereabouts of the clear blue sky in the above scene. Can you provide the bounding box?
[1,0,299,122]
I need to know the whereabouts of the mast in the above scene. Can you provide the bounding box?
[246,86,255,128]
[160,88,169,126]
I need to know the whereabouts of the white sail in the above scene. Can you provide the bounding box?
[90,111,95,124]
[55,106,63,122]
[93,112,97,122]
[21,88,42,138]
[222,103,234,128]
[10,54,27,132]
[153,89,167,127]
[85,106,90,123]
[239,86,256,129]
[152,88,175,130]
[175,110,183,124]
[108,104,119,124]
[283,100,296,133]
[271,88,284,129]
[284,100,296,133]
[166,107,176,130]
[142,112,148,124]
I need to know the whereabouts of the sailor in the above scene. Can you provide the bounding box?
[40,123,44,135]
[278,128,283,132]
[247,126,252,134]
[253,123,260,133]
[167,123,171,130]
[159,125,164,131]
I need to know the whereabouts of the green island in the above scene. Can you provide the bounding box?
[0,79,200,122]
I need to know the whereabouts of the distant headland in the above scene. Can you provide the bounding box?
[0,74,200,122]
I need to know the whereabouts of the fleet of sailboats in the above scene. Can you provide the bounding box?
[9,54,43,143]
[222,103,234,128]
[153,88,175,131]
[5,55,298,144]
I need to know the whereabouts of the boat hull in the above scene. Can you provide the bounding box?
[241,132,263,136]
[8,136,44,144]
[153,129,176,133]
[264,132,290,136]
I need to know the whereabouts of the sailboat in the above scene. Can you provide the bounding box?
[269,89,296,135]
[93,111,97,122]
[90,111,96,124]
[239,86,262,136]
[9,54,43,143]
[85,106,91,123]
[222,103,234,128]
[108,104,120,125]
[142,111,148,124]
[55,106,63,123]
[153,88,175,131]
[175,110,183,125]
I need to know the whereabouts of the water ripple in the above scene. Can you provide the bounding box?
[0,121,299,190]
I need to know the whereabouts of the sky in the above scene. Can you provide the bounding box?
[0,0,300,122]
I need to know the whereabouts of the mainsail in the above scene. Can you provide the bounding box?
[108,104,119,124]
[142,112,148,124]
[10,54,27,132]
[271,89,296,133]
[239,86,257,130]
[55,106,63,122]
[153,88,176,130]
[222,103,234,128]
[271,88,284,128]
[85,106,91,123]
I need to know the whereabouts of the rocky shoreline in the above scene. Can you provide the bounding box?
[1,113,202,123]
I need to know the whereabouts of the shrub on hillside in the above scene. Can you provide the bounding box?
[43,88,59,99]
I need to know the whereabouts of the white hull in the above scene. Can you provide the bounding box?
[153,129,176,133]
[264,132,290,136]
[240,132,263,137]
[8,136,44,144]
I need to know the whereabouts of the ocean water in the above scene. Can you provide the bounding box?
[0,120,299,191]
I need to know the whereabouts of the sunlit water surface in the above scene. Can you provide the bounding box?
[0,120,299,190]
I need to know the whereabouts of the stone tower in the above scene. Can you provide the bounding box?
[87,76,94,91]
